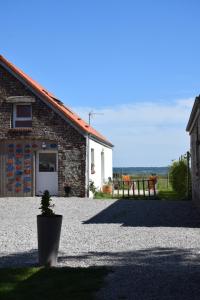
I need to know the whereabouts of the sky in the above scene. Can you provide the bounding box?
[0,0,199,166]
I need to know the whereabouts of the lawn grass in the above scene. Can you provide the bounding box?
[94,190,185,201]
[94,185,186,201]
[94,192,113,199]
[157,178,171,190]
[157,189,184,200]
[0,267,109,300]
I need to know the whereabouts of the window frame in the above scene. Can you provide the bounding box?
[39,152,57,173]
[13,103,32,128]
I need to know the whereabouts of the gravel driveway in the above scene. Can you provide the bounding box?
[1,197,200,299]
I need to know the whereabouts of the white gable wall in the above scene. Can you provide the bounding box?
[89,138,113,190]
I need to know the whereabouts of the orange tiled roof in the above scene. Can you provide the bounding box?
[0,55,113,147]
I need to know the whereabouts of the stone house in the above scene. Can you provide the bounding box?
[186,95,200,205]
[0,55,113,197]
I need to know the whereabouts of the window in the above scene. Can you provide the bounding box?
[13,104,32,128]
[91,148,95,174]
[39,153,57,172]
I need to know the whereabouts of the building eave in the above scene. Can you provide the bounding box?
[186,96,199,133]
[88,134,114,148]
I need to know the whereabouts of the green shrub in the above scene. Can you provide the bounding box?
[39,190,55,216]
[169,160,188,199]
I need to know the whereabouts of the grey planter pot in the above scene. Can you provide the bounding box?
[37,215,62,267]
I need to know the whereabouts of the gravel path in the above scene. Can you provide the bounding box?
[1,197,200,299]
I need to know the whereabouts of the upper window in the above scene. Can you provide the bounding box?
[13,104,32,128]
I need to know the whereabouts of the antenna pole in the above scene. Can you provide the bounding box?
[88,111,104,126]
[88,112,92,126]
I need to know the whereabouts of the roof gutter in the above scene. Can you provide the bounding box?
[89,134,113,149]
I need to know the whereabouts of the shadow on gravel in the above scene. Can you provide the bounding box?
[84,199,200,228]
[0,250,38,268]
[2,247,200,299]
[58,247,200,267]
[59,247,200,300]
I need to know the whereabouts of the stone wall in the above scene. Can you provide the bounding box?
[0,64,86,197]
[190,117,200,207]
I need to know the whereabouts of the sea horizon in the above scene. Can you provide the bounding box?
[113,166,169,176]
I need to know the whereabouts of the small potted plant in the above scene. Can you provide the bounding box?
[37,190,62,267]
[102,178,113,194]
[64,184,71,197]
[89,180,97,198]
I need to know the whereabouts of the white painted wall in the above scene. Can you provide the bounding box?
[89,138,113,190]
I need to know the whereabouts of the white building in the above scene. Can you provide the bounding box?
[89,137,113,191]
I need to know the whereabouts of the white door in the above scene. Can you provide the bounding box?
[36,151,58,195]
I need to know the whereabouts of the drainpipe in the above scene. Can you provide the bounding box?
[85,134,90,197]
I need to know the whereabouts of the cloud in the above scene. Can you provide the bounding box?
[73,98,194,167]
